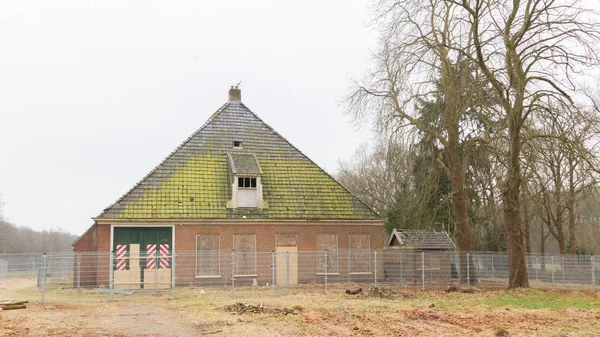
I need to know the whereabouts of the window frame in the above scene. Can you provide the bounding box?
[315,233,340,275]
[238,177,257,189]
[195,234,221,278]
[233,234,258,277]
[349,233,372,275]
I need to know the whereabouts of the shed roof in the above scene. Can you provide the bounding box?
[96,96,381,220]
[386,228,456,250]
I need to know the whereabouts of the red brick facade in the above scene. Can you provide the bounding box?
[73,221,384,287]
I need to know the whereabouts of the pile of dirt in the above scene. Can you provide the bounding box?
[358,287,414,299]
[223,302,297,316]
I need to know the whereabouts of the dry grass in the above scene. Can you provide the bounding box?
[1,280,600,336]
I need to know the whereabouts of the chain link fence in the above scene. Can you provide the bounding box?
[0,250,597,303]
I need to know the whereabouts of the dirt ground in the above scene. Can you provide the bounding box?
[1,280,600,336]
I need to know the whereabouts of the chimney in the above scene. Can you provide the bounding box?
[228,85,241,101]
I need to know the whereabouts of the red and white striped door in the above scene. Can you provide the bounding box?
[116,244,127,270]
[159,244,170,269]
[146,244,157,269]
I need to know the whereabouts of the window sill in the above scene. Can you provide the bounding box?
[195,275,222,279]
[234,274,259,278]
[350,272,373,275]
[316,273,341,276]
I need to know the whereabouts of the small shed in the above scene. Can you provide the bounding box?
[386,228,456,251]
[384,228,456,283]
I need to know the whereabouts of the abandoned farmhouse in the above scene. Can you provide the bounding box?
[72,87,387,287]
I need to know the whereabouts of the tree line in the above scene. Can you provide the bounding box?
[340,0,600,288]
[0,193,78,254]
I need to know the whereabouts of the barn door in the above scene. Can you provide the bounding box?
[276,234,298,286]
[112,227,172,289]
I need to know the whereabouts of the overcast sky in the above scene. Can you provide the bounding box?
[0,0,377,235]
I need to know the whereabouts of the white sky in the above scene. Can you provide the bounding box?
[0,0,377,235]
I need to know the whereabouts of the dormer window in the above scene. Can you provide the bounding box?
[237,177,258,207]
[226,154,268,209]
[238,177,257,188]
[233,141,243,148]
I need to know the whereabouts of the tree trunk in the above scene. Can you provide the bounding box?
[441,58,475,284]
[503,114,529,288]
[540,224,546,269]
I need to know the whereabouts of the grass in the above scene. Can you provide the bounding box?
[430,288,600,310]
[3,282,600,336]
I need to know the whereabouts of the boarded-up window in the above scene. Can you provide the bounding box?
[276,234,298,247]
[349,234,371,273]
[316,234,338,273]
[233,234,257,276]
[196,234,220,277]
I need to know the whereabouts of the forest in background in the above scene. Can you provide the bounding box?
[338,0,600,279]
[0,192,78,254]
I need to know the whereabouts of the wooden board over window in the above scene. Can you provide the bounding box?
[349,234,371,273]
[196,234,220,277]
[316,234,338,273]
[277,234,298,247]
[233,234,257,276]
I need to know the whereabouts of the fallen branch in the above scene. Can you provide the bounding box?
[0,304,26,310]
[0,300,28,310]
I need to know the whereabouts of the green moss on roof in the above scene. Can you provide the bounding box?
[99,102,381,220]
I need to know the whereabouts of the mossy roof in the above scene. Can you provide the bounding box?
[97,100,381,220]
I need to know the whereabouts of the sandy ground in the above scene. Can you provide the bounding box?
[1,280,600,336]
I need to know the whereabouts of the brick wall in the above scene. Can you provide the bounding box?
[175,223,384,287]
[74,221,384,287]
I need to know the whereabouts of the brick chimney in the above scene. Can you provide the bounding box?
[228,85,241,101]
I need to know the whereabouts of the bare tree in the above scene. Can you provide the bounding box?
[347,0,498,282]
[337,139,413,216]
[456,0,600,288]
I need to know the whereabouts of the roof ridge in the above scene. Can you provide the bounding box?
[239,102,381,218]
[97,102,231,217]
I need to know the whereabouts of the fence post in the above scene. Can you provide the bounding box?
[41,253,47,304]
[284,251,290,295]
[324,250,328,294]
[347,250,351,284]
[466,252,470,287]
[400,252,403,284]
[271,251,276,296]
[491,254,494,279]
[109,251,114,301]
[421,251,425,291]
[535,256,539,283]
[551,254,555,290]
[154,252,158,295]
[429,253,433,281]
[591,256,596,292]
[77,253,81,292]
[171,250,176,299]
[374,250,377,288]
[231,250,235,296]
[562,256,565,286]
